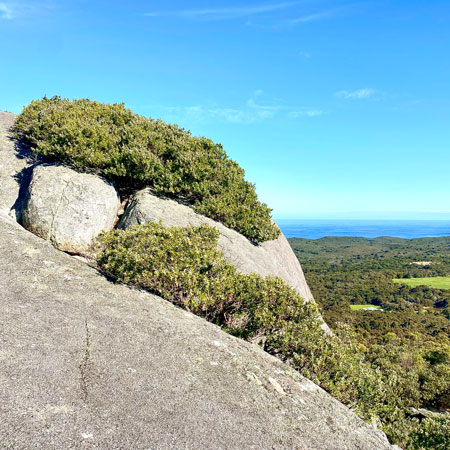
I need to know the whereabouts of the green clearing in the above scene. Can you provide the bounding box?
[392,276,450,290]
[350,304,382,311]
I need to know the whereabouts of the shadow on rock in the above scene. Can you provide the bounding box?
[9,137,42,223]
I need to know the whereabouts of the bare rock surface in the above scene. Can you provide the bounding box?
[21,164,120,254]
[120,189,314,302]
[0,211,395,449]
[0,111,36,217]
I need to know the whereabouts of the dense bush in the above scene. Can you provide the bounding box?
[14,96,279,243]
[409,415,450,450]
[97,222,319,342]
[96,222,449,450]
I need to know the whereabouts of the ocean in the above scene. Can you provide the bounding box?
[276,220,450,240]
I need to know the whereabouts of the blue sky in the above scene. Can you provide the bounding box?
[1,1,449,219]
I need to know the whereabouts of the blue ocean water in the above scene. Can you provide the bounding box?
[276,220,450,240]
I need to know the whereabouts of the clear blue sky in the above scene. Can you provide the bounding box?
[1,1,449,219]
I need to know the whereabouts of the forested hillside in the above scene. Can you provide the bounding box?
[288,236,450,341]
[288,236,450,447]
[289,236,450,417]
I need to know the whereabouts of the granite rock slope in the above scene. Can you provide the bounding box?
[0,210,396,450]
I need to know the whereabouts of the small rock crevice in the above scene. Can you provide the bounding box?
[10,163,39,223]
[48,176,72,245]
[79,318,92,403]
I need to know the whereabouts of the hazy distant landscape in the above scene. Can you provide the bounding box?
[288,235,450,328]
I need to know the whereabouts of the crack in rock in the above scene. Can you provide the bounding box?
[79,318,92,402]
[48,175,72,245]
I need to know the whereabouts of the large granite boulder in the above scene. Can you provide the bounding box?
[0,210,395,449]
[21,164,120,254]
[120,189,314,303]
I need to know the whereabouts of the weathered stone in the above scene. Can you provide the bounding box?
[0,111,36,218]
[0,211,395,449]
[21,164,120,254]
[119,189,331,333]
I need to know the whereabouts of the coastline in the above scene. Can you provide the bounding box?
[277,219,450,239]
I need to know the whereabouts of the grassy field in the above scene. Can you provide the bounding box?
[393,276,450,290]
[350,304,382,311]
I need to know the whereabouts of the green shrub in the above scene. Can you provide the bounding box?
[409,416,450,450]
[97,222,319,342]
[13,96,279,243]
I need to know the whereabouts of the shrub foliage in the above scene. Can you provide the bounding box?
[14,96,279,243]
[96,222,450,450]
[97,222,319,341]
